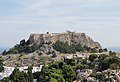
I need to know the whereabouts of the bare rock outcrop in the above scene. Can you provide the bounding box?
[29,31,101,49]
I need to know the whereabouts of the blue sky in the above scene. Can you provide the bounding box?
[0,0,120,48]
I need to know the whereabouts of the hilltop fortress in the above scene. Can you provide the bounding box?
[29,31,101,49]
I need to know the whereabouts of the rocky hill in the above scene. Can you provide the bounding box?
[2,31,105,67]
[2,31,102,55]
[29,31,101,49]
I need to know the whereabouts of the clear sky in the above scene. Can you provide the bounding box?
[0,0,120,48]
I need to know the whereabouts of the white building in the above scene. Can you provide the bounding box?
[0,65,43,80]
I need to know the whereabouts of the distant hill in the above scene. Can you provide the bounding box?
[107,47,120,52]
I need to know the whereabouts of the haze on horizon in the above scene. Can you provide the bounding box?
[0,0,120,48]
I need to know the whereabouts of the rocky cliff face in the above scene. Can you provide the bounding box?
[29,31,102,49]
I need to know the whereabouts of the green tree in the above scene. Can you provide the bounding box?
[104,48,108,52]
[62,65,76,82]
[42,67,65,82]
[99,49,103,53]
[1,77,10,82]
[10,67,29,82]
[28,66,33,82]
[100,55,120,70]
[2,50,7,55]
[75,43,84,52]
[10,68,20,81]
[20,39,26,46]
[89,54,98,62]
[65,59,76,66]
[49,78,58,82]
[0,57,4,72]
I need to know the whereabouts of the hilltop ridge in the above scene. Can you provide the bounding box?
[29,31,101,49]
[2,31,102,55]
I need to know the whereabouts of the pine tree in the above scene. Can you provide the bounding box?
[28,66,33,82]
